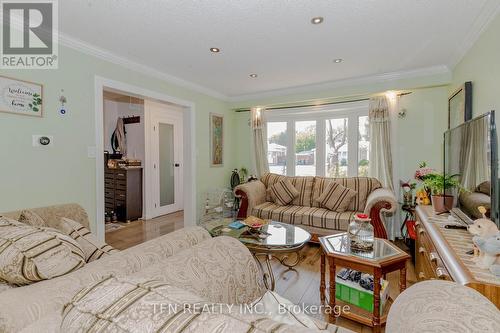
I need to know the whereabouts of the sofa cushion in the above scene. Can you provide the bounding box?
[59,217,119,262]
[312,177,382,211]
[301,207,357,231]
[62,275,338,333]
[316,182,357,212]
[0,217,85,285]
[18,210,46,227]
[253,203,312,225]
[261,173,315,207]
[269,179,300,205]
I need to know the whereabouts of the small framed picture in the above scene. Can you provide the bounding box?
[0,75,43,117]
[210,113,224,167]
[448,81,472,129]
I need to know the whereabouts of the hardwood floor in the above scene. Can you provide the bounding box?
[105,215,416,332]
[105,211,184,250]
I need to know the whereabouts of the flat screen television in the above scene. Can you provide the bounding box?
[444,111,498,226]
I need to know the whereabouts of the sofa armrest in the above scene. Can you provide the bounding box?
[235,180,267,219]
[363,188,397,239]
[386,280,500,333]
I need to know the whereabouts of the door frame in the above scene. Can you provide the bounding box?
[146,102,184,218]
[94,76,196,241]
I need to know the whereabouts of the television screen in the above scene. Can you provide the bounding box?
[444,111,498,226]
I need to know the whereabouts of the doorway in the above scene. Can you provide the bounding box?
[95,77,196,241]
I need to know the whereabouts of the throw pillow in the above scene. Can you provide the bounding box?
[59,217,119,262]
[18,210,46,227]
[0,216,85,285]
[316,182,357,212]
[269,179,299,206]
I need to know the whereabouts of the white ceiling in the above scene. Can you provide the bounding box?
[60,0,500,100]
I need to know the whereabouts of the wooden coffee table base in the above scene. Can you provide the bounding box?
[319,242,409,333]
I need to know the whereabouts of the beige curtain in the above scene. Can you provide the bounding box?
[460,116,490,190]
[251,107,269,177]
[369,96,394,190]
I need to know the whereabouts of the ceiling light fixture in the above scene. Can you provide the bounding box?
[249,74,258,78]
[210,47,220,53]
[333,58,343,63]
[311,16,324,24]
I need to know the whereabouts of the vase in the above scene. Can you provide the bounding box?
[431,194,454,214]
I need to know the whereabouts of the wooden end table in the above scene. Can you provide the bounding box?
[319,233,410,333]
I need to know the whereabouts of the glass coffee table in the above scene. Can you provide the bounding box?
[319,233,410,333]
[204,219,311,290]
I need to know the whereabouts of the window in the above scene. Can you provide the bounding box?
[358,116,370,176]
[295,121,316,176]
[326,118,348,177]
[266,101,369,177]
[267,122,287,175]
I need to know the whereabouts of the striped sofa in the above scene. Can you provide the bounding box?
[235,173,397,238]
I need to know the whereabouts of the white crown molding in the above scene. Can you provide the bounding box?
[227,65,452,102]
[448,0,500,69]
[58,33,229,101]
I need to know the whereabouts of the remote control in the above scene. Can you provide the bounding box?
[444,224,468,230]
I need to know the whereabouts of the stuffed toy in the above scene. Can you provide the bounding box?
[472,233,500,276]
[468,206,499,262]
[415,189,430,205]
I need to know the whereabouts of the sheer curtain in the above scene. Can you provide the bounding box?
[369,95,400,239]
[460,117,490,190]
[251,107,269,177]
[369,96,394,189]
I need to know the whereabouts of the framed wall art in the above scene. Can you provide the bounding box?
[0,75,43,117]
[448,81,472,129]
[210,112,224,166]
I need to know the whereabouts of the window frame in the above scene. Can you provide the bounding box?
[265,101,369,177]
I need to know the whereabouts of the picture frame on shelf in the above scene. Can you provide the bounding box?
[448,81,472,129]
[0,75,43,117]
[210,112,224,167]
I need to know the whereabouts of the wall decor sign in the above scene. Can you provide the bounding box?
[448,81,472,129]
[0,75,43,117]
[210,112,224,166]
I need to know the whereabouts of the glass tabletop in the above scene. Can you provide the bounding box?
[323,233,400,261]
[203,219,311,248]
[239,221,311,247]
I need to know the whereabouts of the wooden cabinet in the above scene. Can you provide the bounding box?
[416,205,500,308]
[105,167,143,222]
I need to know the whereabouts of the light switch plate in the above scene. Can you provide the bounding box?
[32,135,54,147]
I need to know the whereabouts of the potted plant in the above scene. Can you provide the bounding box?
[422,173,463,213]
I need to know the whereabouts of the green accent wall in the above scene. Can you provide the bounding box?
[0,45,235,232]
[451,13,500,158]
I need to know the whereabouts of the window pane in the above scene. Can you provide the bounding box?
[295,121,316,176]
[325,118,348,177]
[267,122,287,175]
[358,116,370,176]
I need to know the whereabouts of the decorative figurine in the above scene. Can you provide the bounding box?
[468,206,499,263]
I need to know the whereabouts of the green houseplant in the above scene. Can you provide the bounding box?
[422,173,463,213]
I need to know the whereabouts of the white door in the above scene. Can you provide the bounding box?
[146,100,183,217]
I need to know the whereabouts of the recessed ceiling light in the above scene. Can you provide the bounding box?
[311,16,324,24]
[333,58,343,63]
[249,74,258,78]
[210,47,220,53]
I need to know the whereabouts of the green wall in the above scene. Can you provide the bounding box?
[0,45,236,232]
[452,13,500,158]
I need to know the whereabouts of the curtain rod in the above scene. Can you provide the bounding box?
[233,92,412,112]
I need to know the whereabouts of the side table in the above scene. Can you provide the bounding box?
[319,233,410,333]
